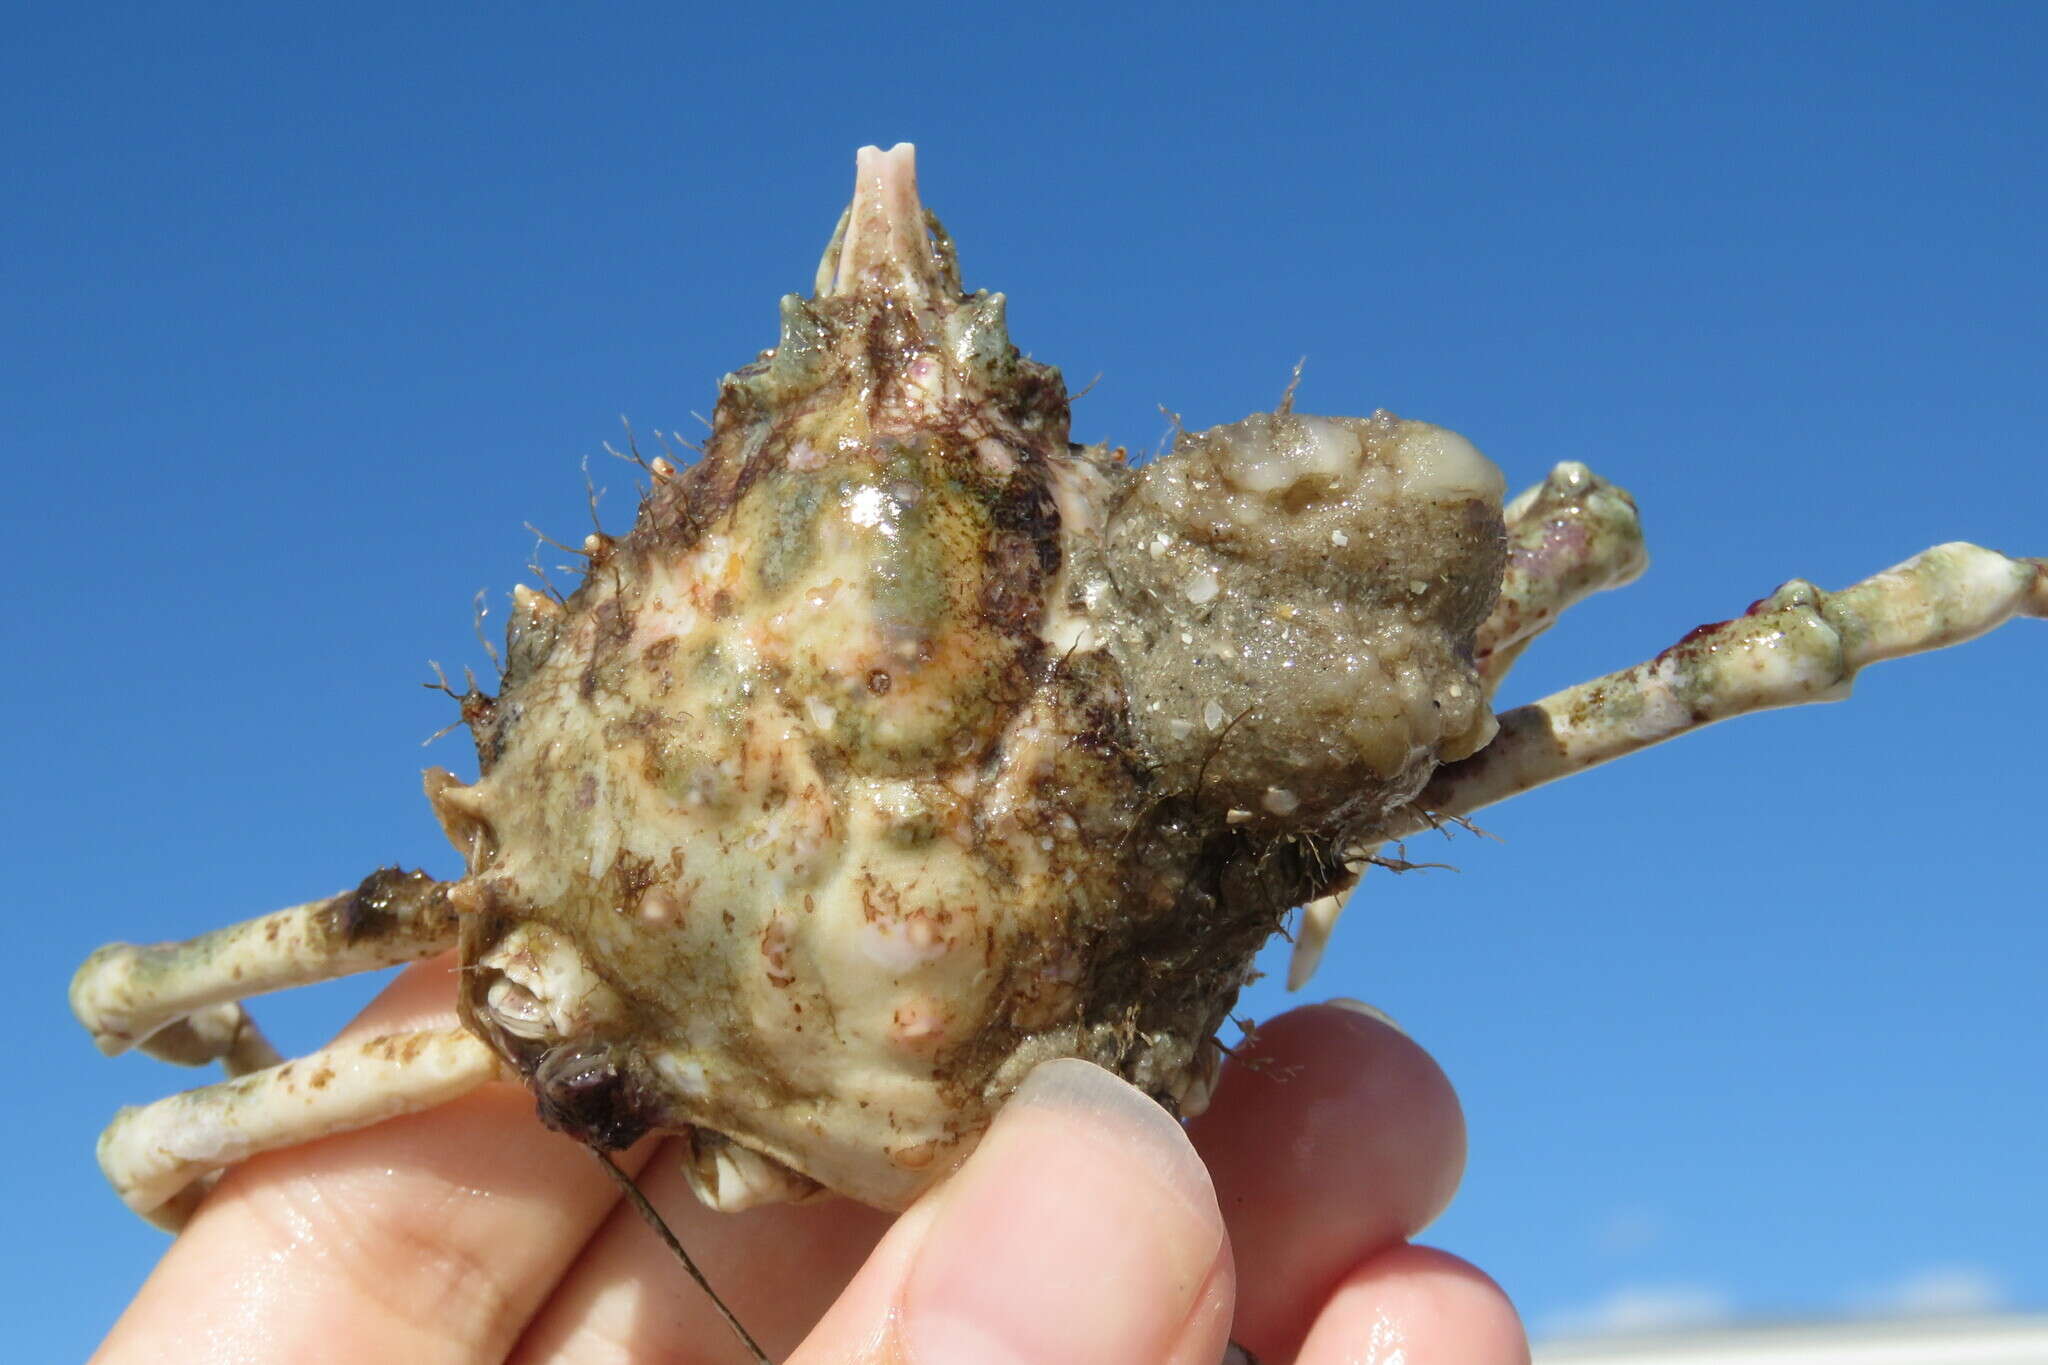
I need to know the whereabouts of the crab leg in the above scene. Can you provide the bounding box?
[98,1026,510,1228]
[71,868,459,1061]
[1475,461,1648,698]
[1290,542,2042,988]
[1395,541,2045,836]
[1286,884,1361,990]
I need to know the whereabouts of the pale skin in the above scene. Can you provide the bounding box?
[94,965,1522,1364]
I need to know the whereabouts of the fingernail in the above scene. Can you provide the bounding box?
[1323,996,1408,1036]
[900,1058,1227,1364]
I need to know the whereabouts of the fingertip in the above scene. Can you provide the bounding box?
[1297,1244,1529,1365]
[1191,1002,1468,1353]
[1199,998,1466,1231]
[796,1059,1235,1365]
[1314,998,1468,1230]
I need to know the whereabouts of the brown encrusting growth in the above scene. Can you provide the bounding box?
[72,144,2044,1230]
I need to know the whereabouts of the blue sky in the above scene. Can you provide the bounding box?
[7,3,2042,1356]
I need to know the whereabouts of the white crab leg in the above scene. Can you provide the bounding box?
[1475,462,1649,697]
[1290,542,2041,989]
[98,1026,511,1228]
[1394,542,2045,836]
[1285,886,1356,991]
[72,868,458,1060]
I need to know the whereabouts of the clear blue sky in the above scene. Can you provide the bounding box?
[7,3,2042,1356]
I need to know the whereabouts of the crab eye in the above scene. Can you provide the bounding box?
[483,974,552,1040]
[532,1039,655,1150]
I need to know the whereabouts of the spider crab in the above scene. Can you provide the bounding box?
[74,145,2044,1233]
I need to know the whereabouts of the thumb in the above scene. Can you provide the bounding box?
[793,1058,1235,1364]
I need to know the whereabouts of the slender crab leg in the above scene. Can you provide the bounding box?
[1475,461,1649,697]
[1289,541,2042,988]
[97,1026,510,1228]
[1390,541,2046,836]
[71,868,459,1062]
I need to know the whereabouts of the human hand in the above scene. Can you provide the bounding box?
[95,958,1526,1363]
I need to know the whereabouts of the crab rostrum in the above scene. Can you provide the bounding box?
[74,145,2044,1230]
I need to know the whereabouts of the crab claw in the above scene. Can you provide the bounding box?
[818,143,957,303]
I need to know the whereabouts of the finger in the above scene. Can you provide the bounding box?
[96,953,649,1365]
[795,1058,1235,1365]
[1187,1001,1466,1359]
[1296,1244,1528,1365]
[507,1136,894,1364]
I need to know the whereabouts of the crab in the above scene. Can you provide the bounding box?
[73,144,2043,1245]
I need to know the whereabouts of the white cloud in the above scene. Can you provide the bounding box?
[1539,1283,1735,1339]
[1537,1261,2015,1342]
[1591,1204,1666,1257]
[1847,1264,2009,1317]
